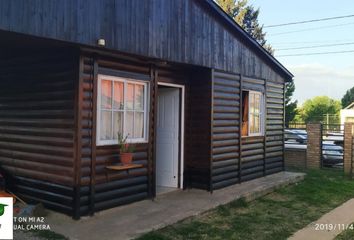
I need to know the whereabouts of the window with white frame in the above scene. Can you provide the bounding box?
[97,74,148,145]
[241,90,264,136]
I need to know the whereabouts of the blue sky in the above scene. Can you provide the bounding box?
[248,0,354,106]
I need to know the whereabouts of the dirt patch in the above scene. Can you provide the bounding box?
[264,192,291,202]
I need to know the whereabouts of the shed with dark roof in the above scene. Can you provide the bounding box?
[0,0,293,219]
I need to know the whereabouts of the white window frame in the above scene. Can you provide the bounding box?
[97,74,149,146]
[248,90,265,137]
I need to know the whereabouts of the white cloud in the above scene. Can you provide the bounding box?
[288,63,354,106]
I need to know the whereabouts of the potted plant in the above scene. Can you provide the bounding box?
[118,133,135,165]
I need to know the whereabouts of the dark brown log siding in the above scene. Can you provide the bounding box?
[211,70,285,189]
[77,55,94,216]
[0,47,285,217]
[94,144,149,212]
[241,137,265,181]
[0,49,77,215]
[155,66,212,190]
[184,68,212,190]
[0,0,291,218]
[265,81,284,174]
[240,79,285,180]
[240,77,266,181]
[79,53,151,214]
[211,70,241,190]
[78,50,212,214]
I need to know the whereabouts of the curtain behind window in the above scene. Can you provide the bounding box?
[242,91,249,136]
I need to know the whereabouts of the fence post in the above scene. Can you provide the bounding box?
[343,123,353,176]
[306,123,322,169]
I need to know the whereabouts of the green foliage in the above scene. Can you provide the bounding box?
[0,204,7,216]
[215,0,273,53]
[341,86,354,108]
[30,230,68,240]
[336,222,354,239]
[117,133,135,153]
[293,109,305,123]
[286,102,298,126]
[299,96,341,123]
[285,81,295,105]
[285,81,297,127]
[216,0,248,24]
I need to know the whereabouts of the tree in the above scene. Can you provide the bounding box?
[216,0,248,25]
[341,86,354,108]
[299,96,341,123]
[215,0,273,53]
[285,81,297,127]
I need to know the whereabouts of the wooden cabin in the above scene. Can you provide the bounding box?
[0,0,293,219]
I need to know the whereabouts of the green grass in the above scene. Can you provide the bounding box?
[30,230,68,240]
[137,169,354,240]
[335,223,354,240]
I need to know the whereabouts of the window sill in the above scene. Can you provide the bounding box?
[241,135,265,141]
[97,140,149,147]
[106,164,144,171]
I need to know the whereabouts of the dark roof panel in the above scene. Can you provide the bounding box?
[0,0,293,81]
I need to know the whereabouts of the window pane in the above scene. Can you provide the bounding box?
[249,113,254,133]
[126,111,134,138]
[255,94,260,114]
[113,82,124,110]
[113,112,124,139]
[101,80,112,109]
[254,114,260,133]
[100,110,112,140]
[126,83,134,110]
[249,93,255,114]
[135,85,144,111]
[134,112,144,138]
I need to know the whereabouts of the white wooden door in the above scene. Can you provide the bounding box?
[156,88,180,188]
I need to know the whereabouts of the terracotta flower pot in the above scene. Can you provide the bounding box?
[120,153,133,165]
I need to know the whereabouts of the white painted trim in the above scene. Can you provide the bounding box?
[157,82,185,189]
[96,74,150,146]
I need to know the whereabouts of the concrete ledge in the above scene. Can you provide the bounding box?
[47,171,305,240]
